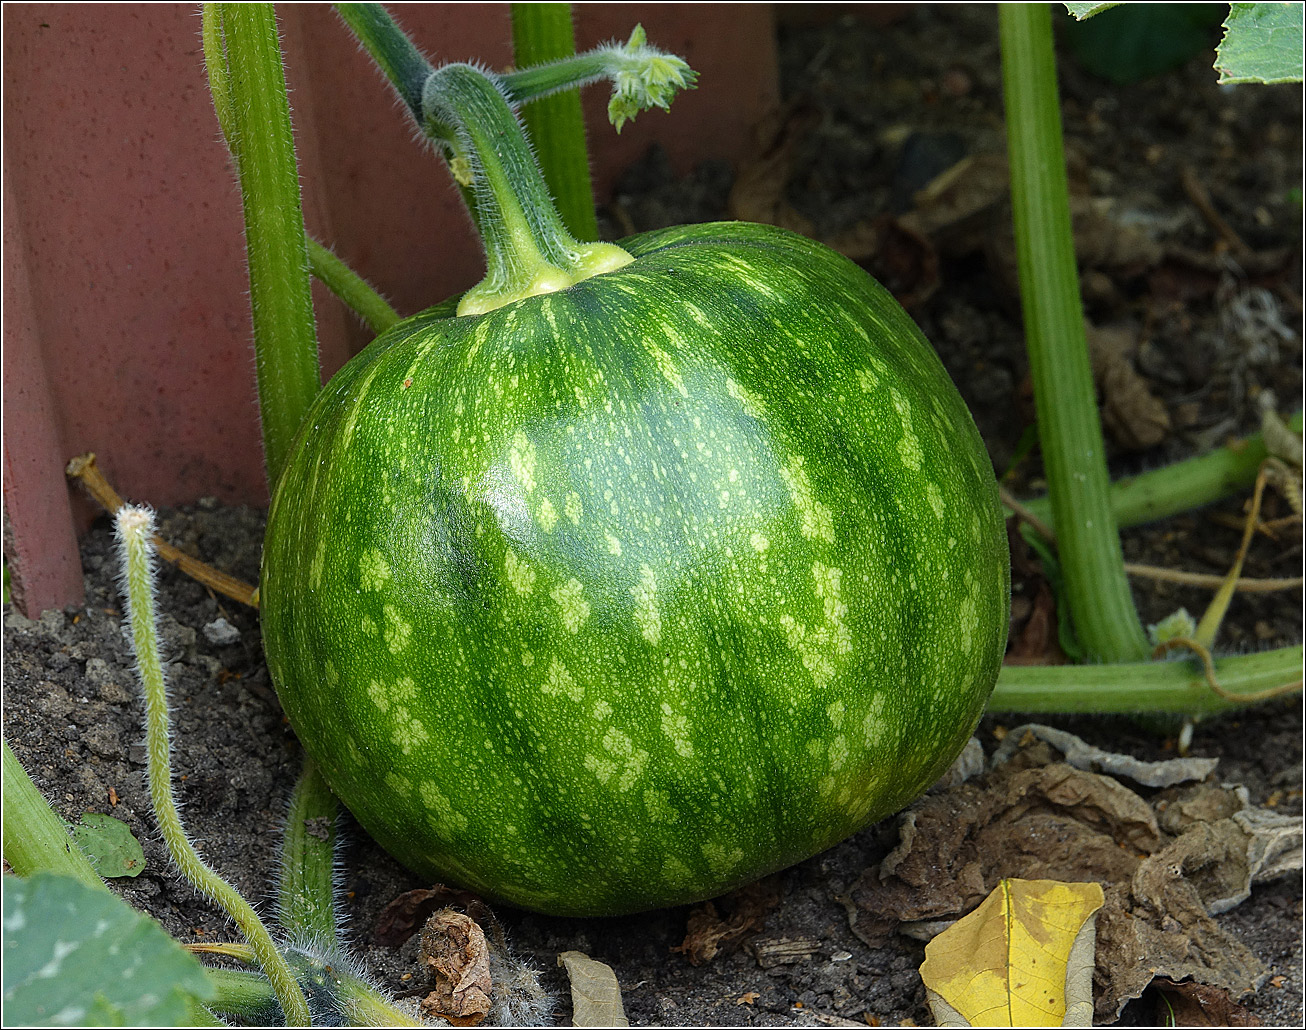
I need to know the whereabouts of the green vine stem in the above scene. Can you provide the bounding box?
[990,644,1302,714]
[115,506,311,1026]
[306,237,401,336]
[204,3,320,487]
[1021,411,1304,531]
[999,3,1150,664]
[209,8,399,344]
[511,3,599,242]
[276,757,339,942]
[1,741,106,891]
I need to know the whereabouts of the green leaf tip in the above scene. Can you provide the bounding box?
[606,23,697,134]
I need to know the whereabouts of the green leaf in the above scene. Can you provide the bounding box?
[1063,2,1119,20]
[1062,3,1226,84]
[2,872,214,1026]
[1216,2,1305,83]
[69,813,147,879]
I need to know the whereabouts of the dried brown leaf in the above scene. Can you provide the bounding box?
[1088,323,1171,451]
[557,950,628,1027]
[1005,579,1066,666]
[373,884,500,949]
[419,909,492,1025]
[673,875,782,965]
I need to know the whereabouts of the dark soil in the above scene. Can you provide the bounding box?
[5,6,1302,1027]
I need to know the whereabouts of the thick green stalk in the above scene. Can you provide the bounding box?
[115,507,310,1026]
[990,644,1301,714]
[277,757,339,942]
[208,4,320,488]
[1022,412,1304,531]
[1000,4,1150,663]
[306,237,401,335]
[2,741,106,891]
[511,3,599,241]
[209,9,397,342]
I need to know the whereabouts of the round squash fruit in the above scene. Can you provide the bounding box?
[260,221,1010,917]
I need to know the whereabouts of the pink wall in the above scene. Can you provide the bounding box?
[2,3,778,615]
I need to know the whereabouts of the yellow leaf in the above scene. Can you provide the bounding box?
[920,878,1104,1027]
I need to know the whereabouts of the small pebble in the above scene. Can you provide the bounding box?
[203,618,240,646]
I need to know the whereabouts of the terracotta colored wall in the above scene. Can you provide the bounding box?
[2,3,778,615]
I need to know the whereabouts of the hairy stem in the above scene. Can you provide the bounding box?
[1000,3,1150,662]
[206,3,320,488]
[115,506,310,1026]
[277,757,340,942]
[511,3,599,241]
[2,741,106,891]
[334,2,433,124]
[202,967,279,1024]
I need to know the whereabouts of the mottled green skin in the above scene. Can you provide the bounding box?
[261,222,1009,917]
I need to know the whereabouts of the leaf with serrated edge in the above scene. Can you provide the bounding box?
[558,950,629,1027]
[920,878,1104,1027]
[1063,2,1119,20]
[1217,2,1305,84]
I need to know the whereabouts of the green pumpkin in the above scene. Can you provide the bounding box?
[260,220,1009,916]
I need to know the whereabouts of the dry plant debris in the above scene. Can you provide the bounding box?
[673,874,783,965]
[841,725,1303,1021]
[418,909,493,1025]
[557,950,629,1027]
[1152,977,1264,1026]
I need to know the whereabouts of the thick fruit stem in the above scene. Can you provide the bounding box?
[334,6,695,313]
[115,506,311,1026]
[421,63,632,315]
